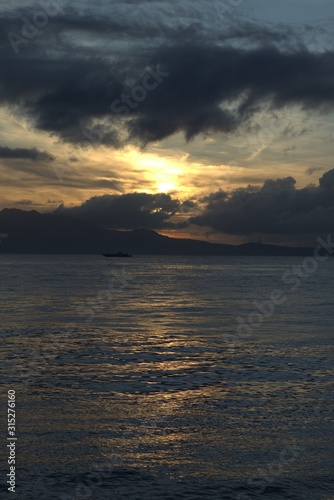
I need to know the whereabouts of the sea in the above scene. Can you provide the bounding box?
[0,255,333,499]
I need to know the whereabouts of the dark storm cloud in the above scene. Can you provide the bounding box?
[1,4,334,148]
[190,169,334,236]
[319,169,334,189]
[0,146,55,162]
[54,192,181,229]
[129,44,334,145]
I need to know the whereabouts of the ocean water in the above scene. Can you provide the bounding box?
[0,255,333,500]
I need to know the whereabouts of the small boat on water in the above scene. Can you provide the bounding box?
[102,251,132,257]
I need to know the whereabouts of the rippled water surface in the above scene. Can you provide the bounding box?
[0,255,333,499]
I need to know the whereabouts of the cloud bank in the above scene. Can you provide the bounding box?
[54,192,181,229]
[191,169,334,236]
[55,169,334,239]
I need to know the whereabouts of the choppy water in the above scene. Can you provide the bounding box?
[0,255,333,499]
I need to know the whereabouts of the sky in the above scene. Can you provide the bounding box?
[1,0,334,245]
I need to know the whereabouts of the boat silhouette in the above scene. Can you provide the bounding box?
[102,251,132,257]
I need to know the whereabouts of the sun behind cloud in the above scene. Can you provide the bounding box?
[122,148,185,194]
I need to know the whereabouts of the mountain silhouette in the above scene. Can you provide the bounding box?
[0,209,315,256]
